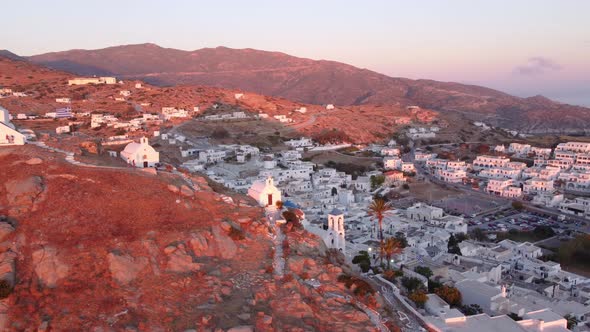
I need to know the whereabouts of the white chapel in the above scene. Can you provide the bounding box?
[0,106,25,146]
[248,176,282,207]
[120,136,159,168]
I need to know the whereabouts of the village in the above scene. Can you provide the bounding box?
[2,75,590,332]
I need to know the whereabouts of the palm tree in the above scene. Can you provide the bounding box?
[380,237,403,269]
[368,198,392,264]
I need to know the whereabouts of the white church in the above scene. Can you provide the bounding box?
[248,176,282,207]
[0,106,25,146]
[120,137,159,168]
[325,208,346,253]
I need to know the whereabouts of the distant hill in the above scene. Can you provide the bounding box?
[0,50,26,62]
[21,43,590,133]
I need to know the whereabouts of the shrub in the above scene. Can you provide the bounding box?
[409,290,428,308]
[435,285,462,306]
[228,226,245,241]
[0,280,12,299]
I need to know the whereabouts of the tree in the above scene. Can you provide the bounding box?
[435,286,462,306]
[401,277,424,293]
[564,314,578,329]
[459,304,483,316]
[409,290,428,308]
[471,228,487,242]
[352,251,371,273]
[511,201,524,211]
[414,266,433,279]
[380,237,403,269]
[275,200,284,209]
[211,127,230,139]
[394,232,408,248]
[368,198,392,264]
[370,175,385,190]
[282,210,302,229]
[448,234,462,255]
[507,313,522,321]
[533,225,555,239]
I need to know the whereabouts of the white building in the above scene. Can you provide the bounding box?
[508,143,531,156]
[55,125,71,134]
[248,176,282,207]
[486,179,522,198]
[68,77,116,85]
[120,137,159,168]
[326,104,335,110]
[325,209,345,253]
[55,97,71,103]
[523,178,554,194]
[285,137,313,148]
[473,155,510,170]
[0,106,25,145]
[384,157,402,170]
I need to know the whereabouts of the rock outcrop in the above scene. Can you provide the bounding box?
[31,246,69,288]
[4,176,46,216]
[107,252,148,285]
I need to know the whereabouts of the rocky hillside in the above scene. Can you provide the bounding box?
[27,43,590,133]
[0,55,436,144]
[0,145,385,331]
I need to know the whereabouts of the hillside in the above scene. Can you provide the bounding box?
[27,43,590,134]
[0,56,436,144]
[0,145,386,331]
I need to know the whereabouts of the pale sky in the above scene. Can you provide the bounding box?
[2,0,589,105]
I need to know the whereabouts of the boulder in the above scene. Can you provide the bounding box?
[188,232,212,256]
[0,223,14,243]
[188,226,237,259]
[0,251,16,286]
[227,326,253,332]
[4,176,46,216]
[107,253,148,285]
[165,245,201,273]
[32,247,69,288]
[167,184,179,193]
[179,185,194,197]
[25,157,43,165]
[211,225,237,259]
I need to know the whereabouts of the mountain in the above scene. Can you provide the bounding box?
[0,50,25,62]
[22,43,590,133]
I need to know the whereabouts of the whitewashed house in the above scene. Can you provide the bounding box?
[0,106,25,145]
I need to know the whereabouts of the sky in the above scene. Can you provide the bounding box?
[2,0,589,106]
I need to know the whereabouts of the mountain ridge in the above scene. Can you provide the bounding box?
[8,43,590,133]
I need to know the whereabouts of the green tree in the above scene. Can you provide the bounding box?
[352,251,371,273]
[401,277,424,293]
[448,234,462,255]
[512,201,524,211]
[368,199,393,264]
[414,266,433,279]
[564,314,578,329]
[394,232,408,248]
[459,304,483,316]
[380,237,403,269]
[370,175,385,190]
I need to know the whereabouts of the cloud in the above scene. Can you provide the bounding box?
[513,57,562,76]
